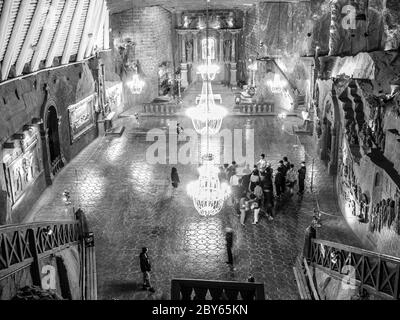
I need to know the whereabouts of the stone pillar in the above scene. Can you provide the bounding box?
[193,31,198,63]
[218,30,224,63]
[231,31,237,63]
[180,63,189,88]
[230,31,239,86]
[181,34,187,63]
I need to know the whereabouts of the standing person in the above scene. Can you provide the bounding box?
[248,169,260,192]
[230,169,241,209]
[257,154,267,173]
[226,161,237,181]
[279,160,287,194]
[275,166,285,200]
[225,228,235,265]
[139,247,155,292]
[177,123,184,135]
[298,162,307,195]
[171,167,180,193]
[250,191,262,224]
[264,188,274,221]
[239,195,250,225]
[283,157,291,173]
[286,164,297,196]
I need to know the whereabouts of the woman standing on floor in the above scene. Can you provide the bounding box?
[171,167,180,195]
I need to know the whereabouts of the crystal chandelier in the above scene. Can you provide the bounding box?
[187,155,231,217]
[186,77,227,135]
[127,73,145,94]
[186,0,230,217]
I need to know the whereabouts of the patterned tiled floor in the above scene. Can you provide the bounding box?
[24,90,366,300]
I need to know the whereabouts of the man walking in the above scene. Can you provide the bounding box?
[225,228,235,266]
[298,162,307,195]
[139,247,155,292]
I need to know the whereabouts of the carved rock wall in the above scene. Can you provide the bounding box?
[0,61,99,223]
[111,6,174,110]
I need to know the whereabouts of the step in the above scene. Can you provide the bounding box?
[105,126,125,137]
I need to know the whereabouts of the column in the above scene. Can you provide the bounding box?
[178,31,188,88]
[218,30,224,62]
[230,31,239,86]
[181,33,186,63]
[193,31,198,63]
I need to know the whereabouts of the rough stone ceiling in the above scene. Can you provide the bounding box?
[106,0,305,14]
[0,0,110,83]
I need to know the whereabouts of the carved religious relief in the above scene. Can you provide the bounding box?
[182,15,193,28]
[185,39,193,62]
[117,40,137,79]
[226,12,235,28]
[361,95,387,153]
[2,127,42,205]
[370,198,398,233]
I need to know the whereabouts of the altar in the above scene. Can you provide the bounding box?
[175,10,242,88]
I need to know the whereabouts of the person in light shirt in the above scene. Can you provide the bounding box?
[229,169,241,212]
[256,154,267,173]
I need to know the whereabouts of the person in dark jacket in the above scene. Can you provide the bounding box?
[139,247,155,292]
[171,167,180,192]
[298,162,307,195]
[225,228,234,265]
[275,166,285,199]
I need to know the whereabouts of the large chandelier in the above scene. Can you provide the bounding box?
[187,155,231,216]
[186,0,230,217]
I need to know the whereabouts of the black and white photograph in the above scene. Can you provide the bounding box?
[0,0,400,311]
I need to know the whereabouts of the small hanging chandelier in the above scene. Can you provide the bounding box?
[187,155,231,217]
[127,73,145,94]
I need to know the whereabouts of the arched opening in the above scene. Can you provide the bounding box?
[46,106,62,175]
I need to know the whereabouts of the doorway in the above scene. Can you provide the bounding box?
[46,106,63,176]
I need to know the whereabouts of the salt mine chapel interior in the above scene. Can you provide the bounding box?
[1,0,400,303]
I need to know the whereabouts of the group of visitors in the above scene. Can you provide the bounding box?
[223,154,307,226]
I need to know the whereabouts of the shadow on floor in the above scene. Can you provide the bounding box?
[102,281,168,300]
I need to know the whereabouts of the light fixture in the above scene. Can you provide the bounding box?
[186,73,227,135]
[186,0,230,217]
[187,155,231,217]
[127,73,145,94]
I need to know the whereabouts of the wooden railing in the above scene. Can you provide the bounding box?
[0,210,97,300]
[310,239,400,300]
[0,221,80,281]
[171,279,265,300]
